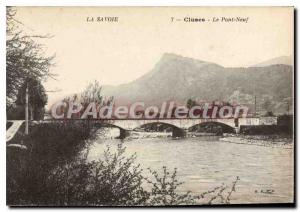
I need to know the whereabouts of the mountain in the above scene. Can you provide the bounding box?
[102,53,293,114]
[252,55,293,67]
[102,53,224,105]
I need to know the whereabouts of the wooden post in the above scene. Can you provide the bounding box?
[25,83,29,135]
[254,95,257,117]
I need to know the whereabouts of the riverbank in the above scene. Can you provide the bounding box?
[7,122,240,206]
[98,127,293,148]
[220,134,293,148]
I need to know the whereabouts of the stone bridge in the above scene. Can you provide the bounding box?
[45,117,267,138]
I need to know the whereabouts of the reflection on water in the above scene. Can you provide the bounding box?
[87,132,294,204]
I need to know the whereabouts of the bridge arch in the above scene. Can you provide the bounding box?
[92,122,122,130]
[182,118,236,129]
[134,122,187,138]
[188,121,235,134]
[91,122,129,139]
[135,121,180,130]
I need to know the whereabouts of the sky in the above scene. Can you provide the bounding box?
[14,7,293,105]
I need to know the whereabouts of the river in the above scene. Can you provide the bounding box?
[87,131,294,204]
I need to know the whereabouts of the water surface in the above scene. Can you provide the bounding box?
[88,135,294,204]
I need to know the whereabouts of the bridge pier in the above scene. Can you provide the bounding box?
[118,129,131,139]
[172,128,188,138]
[234,127,240,134]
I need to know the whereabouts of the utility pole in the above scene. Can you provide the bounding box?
[25,83,29,135]
[254,95,257,117]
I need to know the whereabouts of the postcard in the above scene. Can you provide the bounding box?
[6,6,294,206]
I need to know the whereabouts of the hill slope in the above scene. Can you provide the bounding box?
[102,53,293,114]
[252,55,293,67]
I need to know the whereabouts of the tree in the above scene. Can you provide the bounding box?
[186,98,196,109]
[261,99,273,115]
[6,7,54,109]
[81,80,103,105]
[16,77,48,120]
[264,111,274,117]
[81,80,114,107]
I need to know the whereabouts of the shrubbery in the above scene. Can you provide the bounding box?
[7,123,239,206]
[7,122,94,205]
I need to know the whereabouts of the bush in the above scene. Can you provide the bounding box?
[7,122,95,205]
[45,144,149,206]
[7,105,24,120]
[7,123,239,206]
[145,166,195,205]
